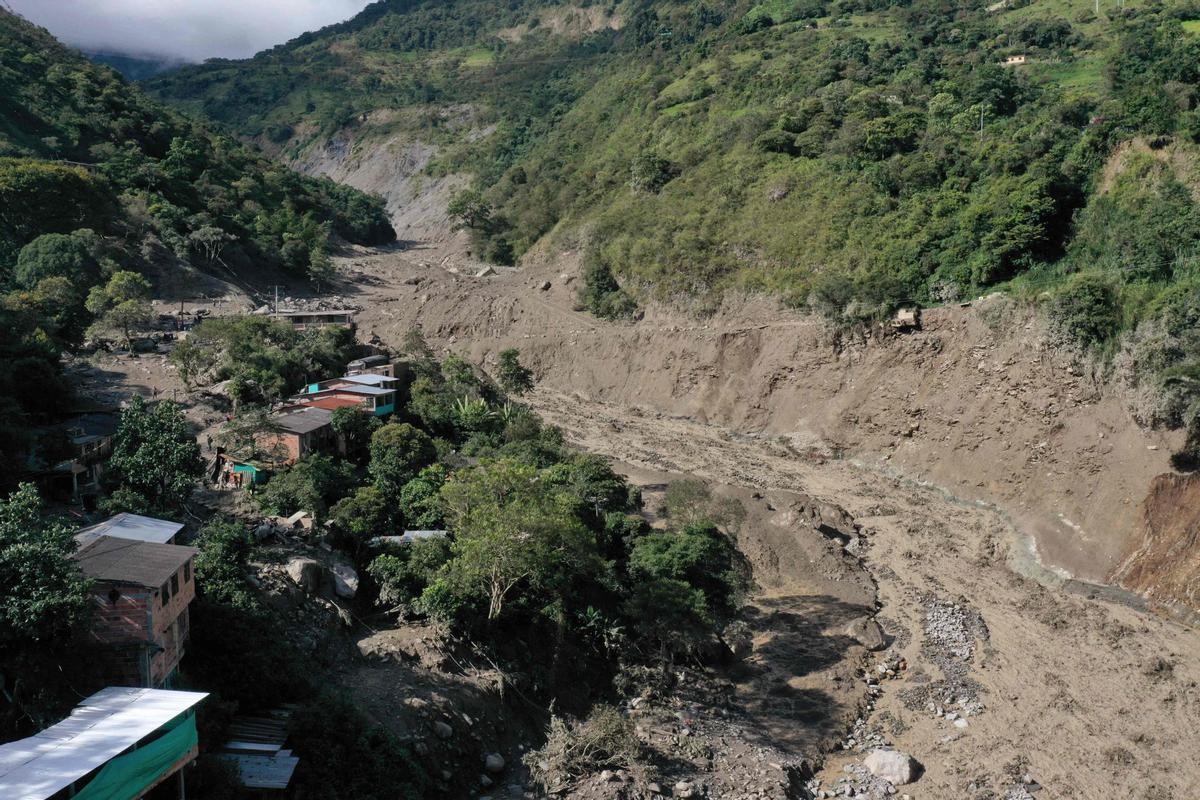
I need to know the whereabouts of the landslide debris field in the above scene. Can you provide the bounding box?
[115,240,1200,799]
[341,243,1199,799]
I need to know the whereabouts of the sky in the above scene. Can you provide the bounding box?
[7,0,374,62]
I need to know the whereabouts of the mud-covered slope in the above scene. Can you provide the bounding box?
[337,246,1178,590]
[1115,473,1200,618]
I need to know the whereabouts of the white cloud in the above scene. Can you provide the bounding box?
[8,0,374,61]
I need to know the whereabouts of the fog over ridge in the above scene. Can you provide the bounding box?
[7,0,374,61]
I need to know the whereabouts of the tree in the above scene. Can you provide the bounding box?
[628,152,674,194]
[447,189,493,232]
[0,484,90,644]
[330,406,381,462]
[217,406,287,465]
[369,537,452,606]
[193,518,256,609]
[169,338,216,389]
[398,464,449,529]
[257,454,356,522]
[13,230,101,289]
[329,486,389,544]
[85,271,153,348]
[105,397,201,515]
[436,459,598,621]
[579,253,637,321]
[188,226,233,264]
[496,348,534,395]
[369,423,437,502]
[625,523,748,654]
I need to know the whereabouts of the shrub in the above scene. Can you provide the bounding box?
[288,693,430,800]
[524,706,642,792]
[496,348,534,395]
[579,254,638,321]
[368,537,452,606]
[1048,274,1121,348]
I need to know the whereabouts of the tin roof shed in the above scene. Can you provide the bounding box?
[0,687,207,800]
[74,512,184,547]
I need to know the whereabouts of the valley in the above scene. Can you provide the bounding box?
[344,232,1200,798]
[4,1,1200,798]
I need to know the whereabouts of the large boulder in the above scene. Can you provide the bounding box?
[863,749,921,785]
[846,616,888,651]
[484,753,505,774]
[330,564,359,599]
[285,557,323,593]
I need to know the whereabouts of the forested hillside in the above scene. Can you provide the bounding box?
[147,0,1200,462]
[0,9,394,481]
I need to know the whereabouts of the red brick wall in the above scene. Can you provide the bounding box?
[87,556,197,687]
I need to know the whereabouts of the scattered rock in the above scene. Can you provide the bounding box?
[538,280,551,291]
[863,749,921,786]
[485,753,506,774]
[673,780,695,798]
[434,720,453,739]
[330,564,359,598]
[847,616,888,651]
[285,557,322,593]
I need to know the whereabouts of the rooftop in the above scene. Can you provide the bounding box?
[0,687,207,800]
[302,397,367,411]
[271,309,356,318]
[73,536,198,588]
[271,406,333,435]
[321,383,393,396]
[339,373,395,387]
[348,355,389,367]
[74,512,184,548]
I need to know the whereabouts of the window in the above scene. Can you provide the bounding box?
[171,574,179,595]
[161,582,170,605]
[184,561,192,584]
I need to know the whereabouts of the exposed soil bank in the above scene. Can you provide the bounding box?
[337,248,1183,601]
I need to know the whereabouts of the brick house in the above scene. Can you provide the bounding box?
[262,406,337,463]
[72,535,199,688]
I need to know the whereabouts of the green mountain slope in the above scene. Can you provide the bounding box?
[0,9,395,279]
[84,51,187,81]
[0,9,395,484]
[147,0,1200,309]
[146,0,1200,460]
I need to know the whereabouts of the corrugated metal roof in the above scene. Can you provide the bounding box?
[219,708,298,790]
[324,383,393,396]
[73,536,197,588]
[74,513,184,548]
[339,373,395,387]
[271,406,333,435]
[370,530,449,546]
[220,753,299,789]
[0,687,207,800]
